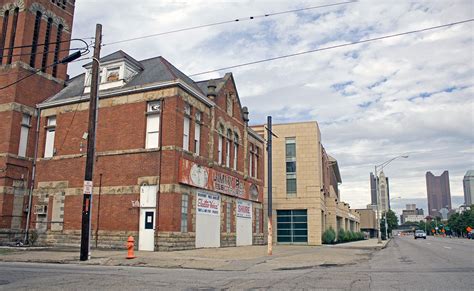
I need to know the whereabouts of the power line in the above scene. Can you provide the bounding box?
[0,38,91,51]
[103,1,357,46]
[0,47,86,64]
[189,18,474,77]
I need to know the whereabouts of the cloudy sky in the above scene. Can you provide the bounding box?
[68,0,474,216]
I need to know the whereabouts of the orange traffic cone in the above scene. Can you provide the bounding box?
[126,236,136,259]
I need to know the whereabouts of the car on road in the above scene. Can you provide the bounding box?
[414,230,427,239]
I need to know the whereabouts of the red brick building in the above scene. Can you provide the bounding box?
[32,50,265,250]
[0,0,75,242]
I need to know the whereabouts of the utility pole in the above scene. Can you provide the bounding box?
[266,116,273,256]
[375,165,382,244]
[80,24,102,261]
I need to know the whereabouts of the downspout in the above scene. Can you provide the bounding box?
[156,98,164,246]
[24,107,41,244]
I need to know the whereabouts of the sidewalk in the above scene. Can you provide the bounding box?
[0,239,387,271]
[329,238,390,250]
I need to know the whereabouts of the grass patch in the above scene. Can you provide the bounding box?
[0,249,14,256]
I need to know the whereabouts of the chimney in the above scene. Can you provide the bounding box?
[242,106,249,122]
[207,79,217,100]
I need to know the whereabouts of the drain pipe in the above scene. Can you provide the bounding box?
[24,107,41,244]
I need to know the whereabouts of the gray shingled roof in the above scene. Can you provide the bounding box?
[83,50,143,69]
[43,51,206,105]
[195,77,226,95]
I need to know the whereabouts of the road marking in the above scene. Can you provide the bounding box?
[426,243,431,245]
[443,246,452,249]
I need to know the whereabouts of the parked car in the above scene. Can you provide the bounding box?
[414,230,427,239]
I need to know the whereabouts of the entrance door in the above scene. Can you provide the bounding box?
[139,208,155,251]
[236,199,252,246]
[276,209,308,244]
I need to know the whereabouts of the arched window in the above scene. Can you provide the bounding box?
[52,24,63,77]
[41,18,53,72]
[217,125,224,165]
[0,10,10,64]
[7,8,19,65]
[233,133,239,170]
[226,129,232,167]
[30,11,43,68]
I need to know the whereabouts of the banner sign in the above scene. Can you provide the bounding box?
[237,199,252,219]
[179,158,262,202]
[197,191,220,216]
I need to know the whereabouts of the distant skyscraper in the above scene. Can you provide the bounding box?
[463,170,474,205]
[426,171,451,217]
[370,172,390,211]
[370,173,377,206]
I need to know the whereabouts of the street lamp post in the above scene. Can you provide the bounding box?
[374,155,408,244]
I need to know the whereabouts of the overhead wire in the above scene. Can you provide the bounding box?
[188,18,474,77]
[0,38,93,51]
[102,1,357,46]
[0,39,90,90]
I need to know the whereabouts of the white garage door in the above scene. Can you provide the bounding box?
[195,191,221,248]
[236,199,253,246]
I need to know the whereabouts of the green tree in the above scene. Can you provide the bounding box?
[380,210,398,239]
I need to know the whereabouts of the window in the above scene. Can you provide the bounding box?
[30,11,42,68]
[106,67,120,82]
[183,104,190,151]
[226,94,233,116]
[7,8,19,65]
[249,144,253,177]
[286,138,296,195]
[0,10,9,64]
[41,18,53,72]
[145,101,160,149]
[194,111,201,155]
[233,133,238,170]
[181,194,188,232]
[226,129,231,167]
[52,24,63,77]
[255,209,260,234]
[226,202,232,233]
[18,114,31,157]
[218,126,223,164]
[277,210,308,243]
[254,147,259,179]
[44,116,56,158]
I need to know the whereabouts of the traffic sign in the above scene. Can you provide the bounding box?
[467,226,472,232]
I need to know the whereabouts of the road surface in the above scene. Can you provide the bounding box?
[0,236,472,290]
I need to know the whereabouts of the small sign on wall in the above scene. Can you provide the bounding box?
[237,199,252,219]
[197,191,220,216]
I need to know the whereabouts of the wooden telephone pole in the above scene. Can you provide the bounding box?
[80,24,102,261]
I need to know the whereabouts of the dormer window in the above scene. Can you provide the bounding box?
[82,51,144,93]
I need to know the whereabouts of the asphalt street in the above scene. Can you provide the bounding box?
[0,236,472,290]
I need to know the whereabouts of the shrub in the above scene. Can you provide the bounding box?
[337,228,347,243]
[322,227,336,244]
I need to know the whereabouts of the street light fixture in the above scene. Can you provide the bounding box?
[374,155,408,244]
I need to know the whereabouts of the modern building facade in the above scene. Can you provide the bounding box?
[463,170,474,205]
[356,208,377,238]
[426,171,451,217]
[252,122,359,245]
[0,0,75,241]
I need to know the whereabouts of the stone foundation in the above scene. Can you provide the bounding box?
[156,232,195,251]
